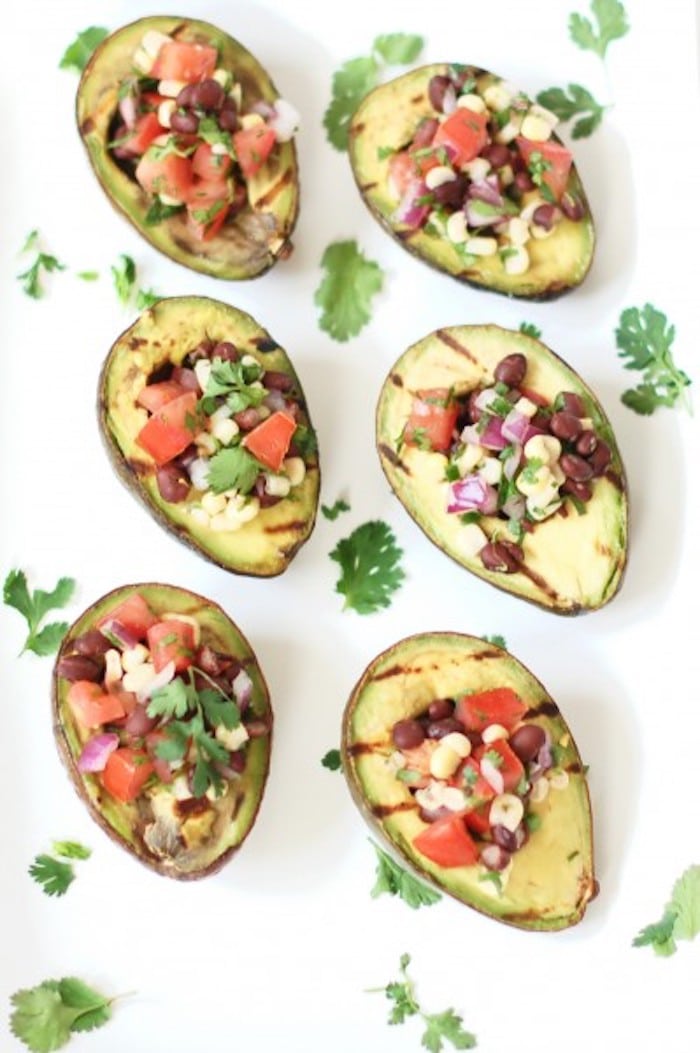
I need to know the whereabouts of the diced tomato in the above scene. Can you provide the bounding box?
[145,730,175,784]
[464,802,492,838]
[147,619,196,673]
[192,143,233,182]
[413,814,479,868]
[150,40,217,83]
[136,381,190,414]
[475,739,525,794]
[68,681,126,729]
[233,124,276,180]
[388,151,419,197]
[432,108,488,167]
[242,411,297,473]
[455,687,527,734]
[98,594,157,640]
[136,390,200,466]
[135,148,193,202]
[404,389,459,453]
[120,112,164,157]
[516,137,573,202]
[102,748,154,803]
[450,756,496,803]
[186,179,231,240]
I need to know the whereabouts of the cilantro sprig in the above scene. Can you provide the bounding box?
[111,254,161,311]
[569,0,629,60]
[29,842,91,898]
[536,84,606,139]
[519,322,541,340]
[482,634,507,649]
[321,497,351,521]
[370,842,441,909]
[315,240,384,342]
[3,569,75,656]
[10,977,115,1051]
[59,26,109,73]
[198,356,265,416]
[633,864,700,957]
[324,33,424,150]
[615,304,691,414]
[330,520,405,614]
[369,953,477,1051]
[17,231,67,299]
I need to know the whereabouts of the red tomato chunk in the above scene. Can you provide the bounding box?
[68,681,126,728]
[102,748,155,803]
[432,108,488,167]
[136,390,199,466]
[242,411,296,472]
[456,687,528,733]
[405,389,458,453]
[147,619,196,673]
[98,594,157,640]
[412,814,479,867]
[150,41,217,83]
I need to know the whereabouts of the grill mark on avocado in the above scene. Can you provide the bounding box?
[436,329,479,364]
[524,700,559,718]
[264,518,306,535]
[126,457,152,478]
[80,116,96,135]
[371,800,418,818]
[175,797,212,821]
[390,373,403,387]
[348,742,383,756]
[410,94,423,104]
[169,23,189,39]
[565,760,583,774]
[255,337,279,352]
[129,337,147,350]
[517,564,560,602]
[253,168,294,209]
[604,468,624,491]
[351,121,365,136]
[379,443,410,475]
[472,648,501,661]
[361,181,379,192]
[372,663,407,681]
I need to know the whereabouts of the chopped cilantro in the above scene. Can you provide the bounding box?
[16,231,66,299]
[321,498,351,521]
[321,749,342,771]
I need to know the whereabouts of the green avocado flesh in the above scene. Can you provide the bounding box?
[77,16,299,279]
[348,65,594,299]
[53,583,272,879]
[342,633,596,930]
[377,325,627,613]
[99,296,319,577]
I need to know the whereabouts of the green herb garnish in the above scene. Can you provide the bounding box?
[59,26,109,73]
[17,230,66,299]
[3,569,75,656]
[633,864,700,957]
[536,84,606,139]
[315,240,384,342]
[321,498,351,521]
[370,842,441,909]
[330,520,405,614]
[29,841,91,897]
[569,0,629,60]
[10,977,115,1051]
[321,749,342,771]
[519,322,541,339]
[615,304,691,414]
[206,445,261,496]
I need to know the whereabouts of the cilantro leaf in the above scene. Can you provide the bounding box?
[3,570,75,657]
[569,0,629,59]
[17,232,67,299]
[57,979,112,1034]
[422,1008,477,1052]
[147,678,190,720]
[323,55,378,150]
[330,520,405,614]
[111,254,137,304]
[144,199,185,226]
[28,855,75,898]
[370,842,441,909]
[53,841,91,860]
[633,910,678,957]
[482,634,507,649]
[321,498,351,521]
[615,304,691,414]
[136,288,159,310]
[207,445,261,495]
[373,33,424,64]
[519,322,541,339]
[536,84,605,139]
[76,271,99,282]
[321,749,342,771]
[633,865,700,955]
[315,240,384,342]
[10,978,113,1052]
[199,689,241,730]
[59,27,109,72]
[292,424,318,459]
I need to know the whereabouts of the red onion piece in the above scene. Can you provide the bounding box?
[99,618,141,650]
[481,843,512,872]
[138,659,176,703]
[447,475,498,515]
[503,444,522,480]
[479,415,509,451]
[502,410,545,446]
[119,94,138,130]
[125,704,158,738]
[475,387,499,412]
[264,389,287,413]
[232,669,253,710]
[441,84,457,114]
[78,733,120,773]
[392,178,430,229]
[468,178,503,207]
[480,757,505,795]
[268,98,299,142]
[502,494,526,520]
[251,100,275,120]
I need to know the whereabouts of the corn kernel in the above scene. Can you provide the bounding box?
[121,644,149,672]
[503,245,529,275]
[457,92,486,113]
[482,723,508,744]
[201,491,227,515]
[141,30,171,57]
[439,732,472,758]
[530,777,550,803]
[524,434,562,464]
[425,165,456,190]
[429,745,462,780]
[283,457,306,487]
[211,417,239,445]
[265,474,291,498]
[520,114,552,142]
[489,793,524,832]
[446,211,468,244]
[465,236,498,257]
[157,100,177,129]
[158,79,187,98]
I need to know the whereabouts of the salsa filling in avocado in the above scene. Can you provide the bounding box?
[384,65,586,278]
[108,27,298,241]
[400,349,613,576]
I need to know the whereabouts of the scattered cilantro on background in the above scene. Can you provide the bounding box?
[324,33,424,150]
[59,27,109,72]
[321,749,342,771]
[615,304,691,414]
[29,842,91,898]
[482,635,507,649]
[17,231,67,299]
[111,254,161,310]
[369,953,477,1050]
[569,0,629,60]
[315,240,384,342]
[370,842,441,909]
[330,520,405,614]
[322,498,351,521]
[3,569,75,656]
[537,83,605,138]
[10,977,114,1051]
[135,287,160,310]
[519,322,541,339]
[76,271,99,282]
[633,864,700,956]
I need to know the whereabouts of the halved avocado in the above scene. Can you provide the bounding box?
[53,583,272,879]
[377,325,627,613]
[77,16,299,279]
[348,64,594,299]
[99,296,319,577]
[342,632,596,930]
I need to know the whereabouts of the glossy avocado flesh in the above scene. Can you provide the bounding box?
[77,16,298,279]
[377,325,627,613]
[99,296,319,577]
[53,583,272,879]
[348,65,594,299]
[342,633,596,930]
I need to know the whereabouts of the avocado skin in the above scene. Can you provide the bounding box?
[52,583,273,880]
[376,325,628,614]
[76,16,299,280]
[348,64,595,301]
[98,296,320,578]
[342,632,597,931]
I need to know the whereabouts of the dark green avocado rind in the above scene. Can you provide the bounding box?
[342,632,596,931]
[98,296,320,578]
[348,64,595,300]
[77,16,299,279]
[52,583,272,880]
[376,325,628,614]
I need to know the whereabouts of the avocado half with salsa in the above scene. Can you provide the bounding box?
[99,296,319,577]
[348,63,594,299]
[77,16,299,278]
[342,632,596,930]
[377,325,627,613]
[53,583,272,879]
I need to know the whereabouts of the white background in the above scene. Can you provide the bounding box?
[2,1,699,1050]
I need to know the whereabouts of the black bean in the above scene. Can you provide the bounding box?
[56,654,104,682]
[187,339,217,362]
[433,175,468,208]
[558,391,586,417]
[156,464,191,503]
[561,192,585,221]
[561,478,593,502]
[212,340,238,362]
[392,719,426,750]
[480,541,524,574]
[73,630,112,657]
[234,407,261,430]
[481,143,511,168]
[428,75,452,112]
[190,79,226,111]
[513,171,535,193]
[492,825,518,852]
[170,109,199,134]
[467,389,483,423]
[560,453,594,482]
[509,724,546,763]
[262,370,294,391]
[494,353,527,387]
[427,698,454,722]
[532,204,561,231]
[550,411,582,442]
[412,116,439,149]
[576,430,598,457]
[426,717,464,740]
[219,108,239,132]
[175,84,197,108]
[588,441,611,476]
[481,843,512,871]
